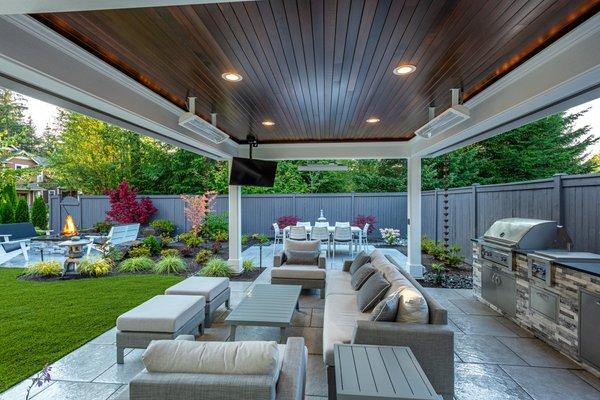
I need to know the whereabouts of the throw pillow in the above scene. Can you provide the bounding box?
[395,286,429,324]
[356,272,391,312]
[350,263,376,290]
[285,249,318,265]
[370,291,400,321]
[348,251,371,274]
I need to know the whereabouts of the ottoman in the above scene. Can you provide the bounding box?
[116,295,205,363]
[271,266,327,298]
[165,277,231,327]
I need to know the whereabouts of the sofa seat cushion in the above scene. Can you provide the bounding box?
[117,295,205,333]
[165,277,229,301]
[142,340,280,375]
[396,286,429,324]
[271,266,326,280]
[323,294,370,365]
[325,270,354,296]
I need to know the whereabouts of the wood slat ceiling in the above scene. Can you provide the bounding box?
[33,0,600,144]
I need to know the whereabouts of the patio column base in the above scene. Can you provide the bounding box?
[407,263,425,279]
[227,258,242,275]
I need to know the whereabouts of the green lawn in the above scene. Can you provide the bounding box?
[0,269,182,392]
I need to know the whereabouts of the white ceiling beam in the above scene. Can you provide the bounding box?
[251,141,412,160]
[0,0,251,15]
[0,15,237,160]
[411,12,600,158]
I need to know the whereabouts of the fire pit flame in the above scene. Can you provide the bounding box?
[61,214,78,237]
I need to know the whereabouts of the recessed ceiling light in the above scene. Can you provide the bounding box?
[262,120,275,126]
[366,117,380,124]
[393,64,416,75]
[221,72,243,82]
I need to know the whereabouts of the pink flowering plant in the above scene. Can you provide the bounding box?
[379,228,402,245]
[181,191,217,235]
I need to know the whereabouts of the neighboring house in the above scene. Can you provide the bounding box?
[0,146,56,206]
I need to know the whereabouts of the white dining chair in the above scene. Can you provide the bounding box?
[332,226,353,261]
[289,226,308,241]
[314,221,329,228]
[356,223,369,252]
[272,222,285,255]
[296,221,311,227]
[335,221,350,227]
[311,226,330,256]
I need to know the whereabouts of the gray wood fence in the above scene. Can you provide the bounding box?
[49,173,600,263]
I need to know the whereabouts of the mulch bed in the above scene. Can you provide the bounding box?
[395,245,473,289]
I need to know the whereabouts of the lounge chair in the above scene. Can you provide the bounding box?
[0,222,45,265]
[86,223,140,255]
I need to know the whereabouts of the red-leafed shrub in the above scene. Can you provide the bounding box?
[353,214,376,234]
[276,215,300,229]
[105,180,157,224]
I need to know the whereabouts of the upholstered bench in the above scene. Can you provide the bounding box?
[116,295,205,364]
[164,277,230,327]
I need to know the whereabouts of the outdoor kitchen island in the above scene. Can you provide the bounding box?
[471,218,600,377]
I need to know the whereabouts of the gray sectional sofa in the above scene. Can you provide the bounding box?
[323,250,454,400]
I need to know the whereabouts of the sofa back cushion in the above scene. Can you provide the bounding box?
[348,251,370,275]
[142,340,279,375]
[396,286,429,324]
[285,239,320,253]
[285,250,319,265]
[384,255,448,325]
[350,263,376,290]
[356,272,390,312]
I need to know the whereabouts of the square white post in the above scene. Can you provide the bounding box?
[407,156,424,278]
[228,160,243,274]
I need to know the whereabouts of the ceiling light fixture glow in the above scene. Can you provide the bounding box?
[221,72,243,82]
[262,120,275,126]
[393,64,416,75]
[366,117,380,124]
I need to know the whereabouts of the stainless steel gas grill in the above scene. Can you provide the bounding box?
[477,218,572,317]
[480,218,572,271]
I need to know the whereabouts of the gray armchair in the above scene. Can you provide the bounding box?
[271,239,327,298]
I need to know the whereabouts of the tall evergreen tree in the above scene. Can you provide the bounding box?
[14,198,29,223]
[31,196,48,229]
[0,90,37,152]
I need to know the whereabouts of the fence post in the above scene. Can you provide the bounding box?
[472,183,480,238]
[552,173,566,225]
[433,189,439,242]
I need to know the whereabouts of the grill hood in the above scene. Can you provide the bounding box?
[483,218,563,249]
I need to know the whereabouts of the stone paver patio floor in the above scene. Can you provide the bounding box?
[2,244,599,400]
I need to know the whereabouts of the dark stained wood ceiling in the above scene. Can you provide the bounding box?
[33,0,600,144]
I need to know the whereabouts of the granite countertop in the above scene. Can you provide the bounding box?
[472,237,600,278]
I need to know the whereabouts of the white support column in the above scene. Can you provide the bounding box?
[227,160,243,274]
[407,156,424,278]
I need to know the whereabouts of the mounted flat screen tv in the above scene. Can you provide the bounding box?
[229,157,277,187]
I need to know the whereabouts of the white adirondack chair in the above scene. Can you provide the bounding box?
[87,223,140,255]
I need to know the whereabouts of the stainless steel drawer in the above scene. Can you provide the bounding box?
[530,286,558,322]
[580,290,600,369]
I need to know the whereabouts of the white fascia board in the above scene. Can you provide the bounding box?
[251,140,412,161]
[0,15,237,160]
[411,12,600,158]
[0,1,251,15]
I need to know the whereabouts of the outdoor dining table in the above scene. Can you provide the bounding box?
[283,225,364,252]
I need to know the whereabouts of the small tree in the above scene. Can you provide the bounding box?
[31,196,48,229]
[14,198,29,223]
[181,191,217,235]
[0,202,14,223]
[105,180,157,224]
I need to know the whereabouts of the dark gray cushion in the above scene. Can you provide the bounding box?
[350,263,376,290]
[285,249,318,265]
[357,272,390,312]
[1,242,22,252]
[370,291,400,321]
[349,251,370,275]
